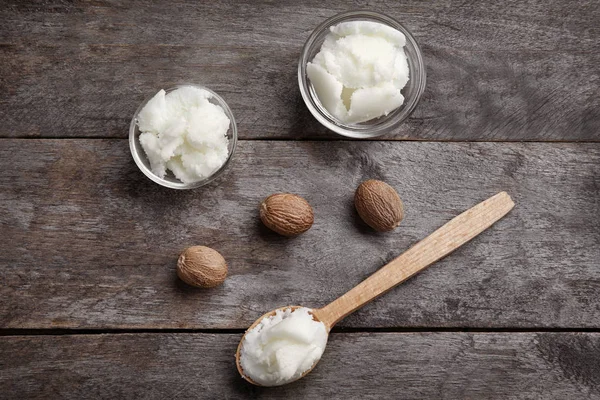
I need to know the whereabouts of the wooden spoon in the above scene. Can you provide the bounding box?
[236,191,514,386]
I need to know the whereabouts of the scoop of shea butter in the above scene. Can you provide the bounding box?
[307,21,409,123]
[137,86,230,184]
[239,307,328,386]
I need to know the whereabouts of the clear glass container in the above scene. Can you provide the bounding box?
[298,10,426,138]
[129,84,237,189]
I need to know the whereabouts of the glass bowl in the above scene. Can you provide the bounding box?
[129,84,237,189]
[298,10,426,138]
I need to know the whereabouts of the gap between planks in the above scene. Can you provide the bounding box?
[1,327,600,337]
[1,137,599,143]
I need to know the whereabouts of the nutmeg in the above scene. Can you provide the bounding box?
[177,246,227,288]
[260,193,314,236]
[355,180,404,232]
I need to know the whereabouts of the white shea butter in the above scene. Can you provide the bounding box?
[137,86,230,184]
[239,307,328,386]
[307,21,409,123]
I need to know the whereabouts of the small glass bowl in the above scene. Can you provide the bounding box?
[298,10,426,138]
[129,84,237,189]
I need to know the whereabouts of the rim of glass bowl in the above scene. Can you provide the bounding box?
[129,83,238,190]
[298,10,427,139]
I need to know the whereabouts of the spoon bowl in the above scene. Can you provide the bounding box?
[235,305,326,386]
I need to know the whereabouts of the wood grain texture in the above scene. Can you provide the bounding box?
[1,332,599,399]
[1,0,599,140]
[1,139,598,329]
[315,192,514,329]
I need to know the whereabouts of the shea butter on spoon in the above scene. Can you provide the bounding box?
[307,21,409,123]
[237,192,515,386]
[237,307,327,386]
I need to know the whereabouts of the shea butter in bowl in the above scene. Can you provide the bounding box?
[129,84,237,189]
[298,11,426,138]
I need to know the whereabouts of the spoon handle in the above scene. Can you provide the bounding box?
[313,191,514,330]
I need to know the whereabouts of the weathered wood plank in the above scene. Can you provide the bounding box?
[1,0,598,140]
[1,332,598,399]
[1,140,598,329]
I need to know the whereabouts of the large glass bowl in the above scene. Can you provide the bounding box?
[298,10,426,138]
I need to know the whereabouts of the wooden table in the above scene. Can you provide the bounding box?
[1,1,599,398]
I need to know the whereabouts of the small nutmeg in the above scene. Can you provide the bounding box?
[260,193,314,236]
[355,179,404,232]
[177,246,227,288]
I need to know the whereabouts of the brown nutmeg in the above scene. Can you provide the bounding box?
[260,193,314,236]
[355,180,404,232]
[177,246,227,288]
